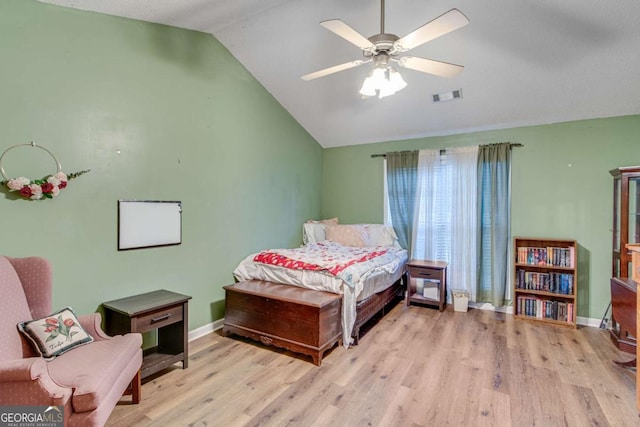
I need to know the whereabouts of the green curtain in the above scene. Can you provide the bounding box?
[476,143,512,306]
[386,150,419,251]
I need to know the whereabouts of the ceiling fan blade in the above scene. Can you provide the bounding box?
[394,9,469,52]
[320,19,376,51]
[397,56,464,78]
[301,59,368,81]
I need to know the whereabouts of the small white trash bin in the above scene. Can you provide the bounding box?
[452,290,469,312]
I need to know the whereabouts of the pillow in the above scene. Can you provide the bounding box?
[306,217,339,225]
[18,307,94,360]
[303,222,326,244]
[363,224,400,247]
[303,218,339,244]
[324,224,370,247]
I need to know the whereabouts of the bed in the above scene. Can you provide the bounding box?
[223,223,408,364]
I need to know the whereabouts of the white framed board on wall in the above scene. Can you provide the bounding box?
[118,200,182,250]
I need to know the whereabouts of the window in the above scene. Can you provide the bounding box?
[385,144,512,306]
[385,147,479,300]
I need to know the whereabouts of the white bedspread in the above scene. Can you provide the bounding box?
[233,242,408,348]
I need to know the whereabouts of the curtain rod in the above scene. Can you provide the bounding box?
[370,143,523,158]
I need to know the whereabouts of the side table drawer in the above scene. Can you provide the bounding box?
[409,267,440,280]
[135,305,183,333]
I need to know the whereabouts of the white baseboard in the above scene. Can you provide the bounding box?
[188,318,224,342]
[470,302,514,314]
[576,316,602,328]
[472,302,601,328]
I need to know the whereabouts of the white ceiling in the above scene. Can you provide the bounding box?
[38,0,640,148]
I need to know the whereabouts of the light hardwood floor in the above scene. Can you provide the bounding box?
[106,302,638,426]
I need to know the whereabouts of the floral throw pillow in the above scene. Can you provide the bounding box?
[18,307,94,360]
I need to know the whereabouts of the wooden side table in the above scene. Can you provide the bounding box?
[103,289,192,379]
[406,259,448,311]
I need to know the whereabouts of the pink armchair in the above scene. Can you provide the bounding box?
[0,256,142,427]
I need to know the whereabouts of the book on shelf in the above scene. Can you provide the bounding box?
[516,246,575,268]
[515,269,574,295]
[516,296,573,322]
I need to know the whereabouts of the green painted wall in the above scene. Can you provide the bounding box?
[322,115,640,319]
[2,1,638,331]
[0,0,322,330]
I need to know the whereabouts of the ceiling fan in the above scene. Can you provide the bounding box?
[301,0,469,98]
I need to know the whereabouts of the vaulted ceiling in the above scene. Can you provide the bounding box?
[38,0,640,148]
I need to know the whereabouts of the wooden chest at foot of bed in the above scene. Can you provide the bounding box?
[222,280,342,365]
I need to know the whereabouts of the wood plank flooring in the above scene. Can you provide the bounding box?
[106,302,638,426]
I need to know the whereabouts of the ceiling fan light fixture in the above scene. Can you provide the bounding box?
[370,67,386,83]
[377,82,397,99]
[359,76,378,97]
[388,68,407,91]
[360,65,407,98]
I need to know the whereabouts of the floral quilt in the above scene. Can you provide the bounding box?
[253,241,402,288]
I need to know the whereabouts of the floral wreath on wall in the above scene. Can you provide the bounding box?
[0,142,90,200]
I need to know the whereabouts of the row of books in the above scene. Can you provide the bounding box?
[515,270,574,294]
[516,246,575,268]
[516,297,574,322]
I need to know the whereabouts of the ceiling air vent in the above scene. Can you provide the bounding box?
[433,89,462,103]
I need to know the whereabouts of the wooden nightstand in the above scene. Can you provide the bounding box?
[103,289,191,379]
[406,259,448,311]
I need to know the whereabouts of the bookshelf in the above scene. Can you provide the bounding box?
[610,166,640,278]
[513,237,577,328]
